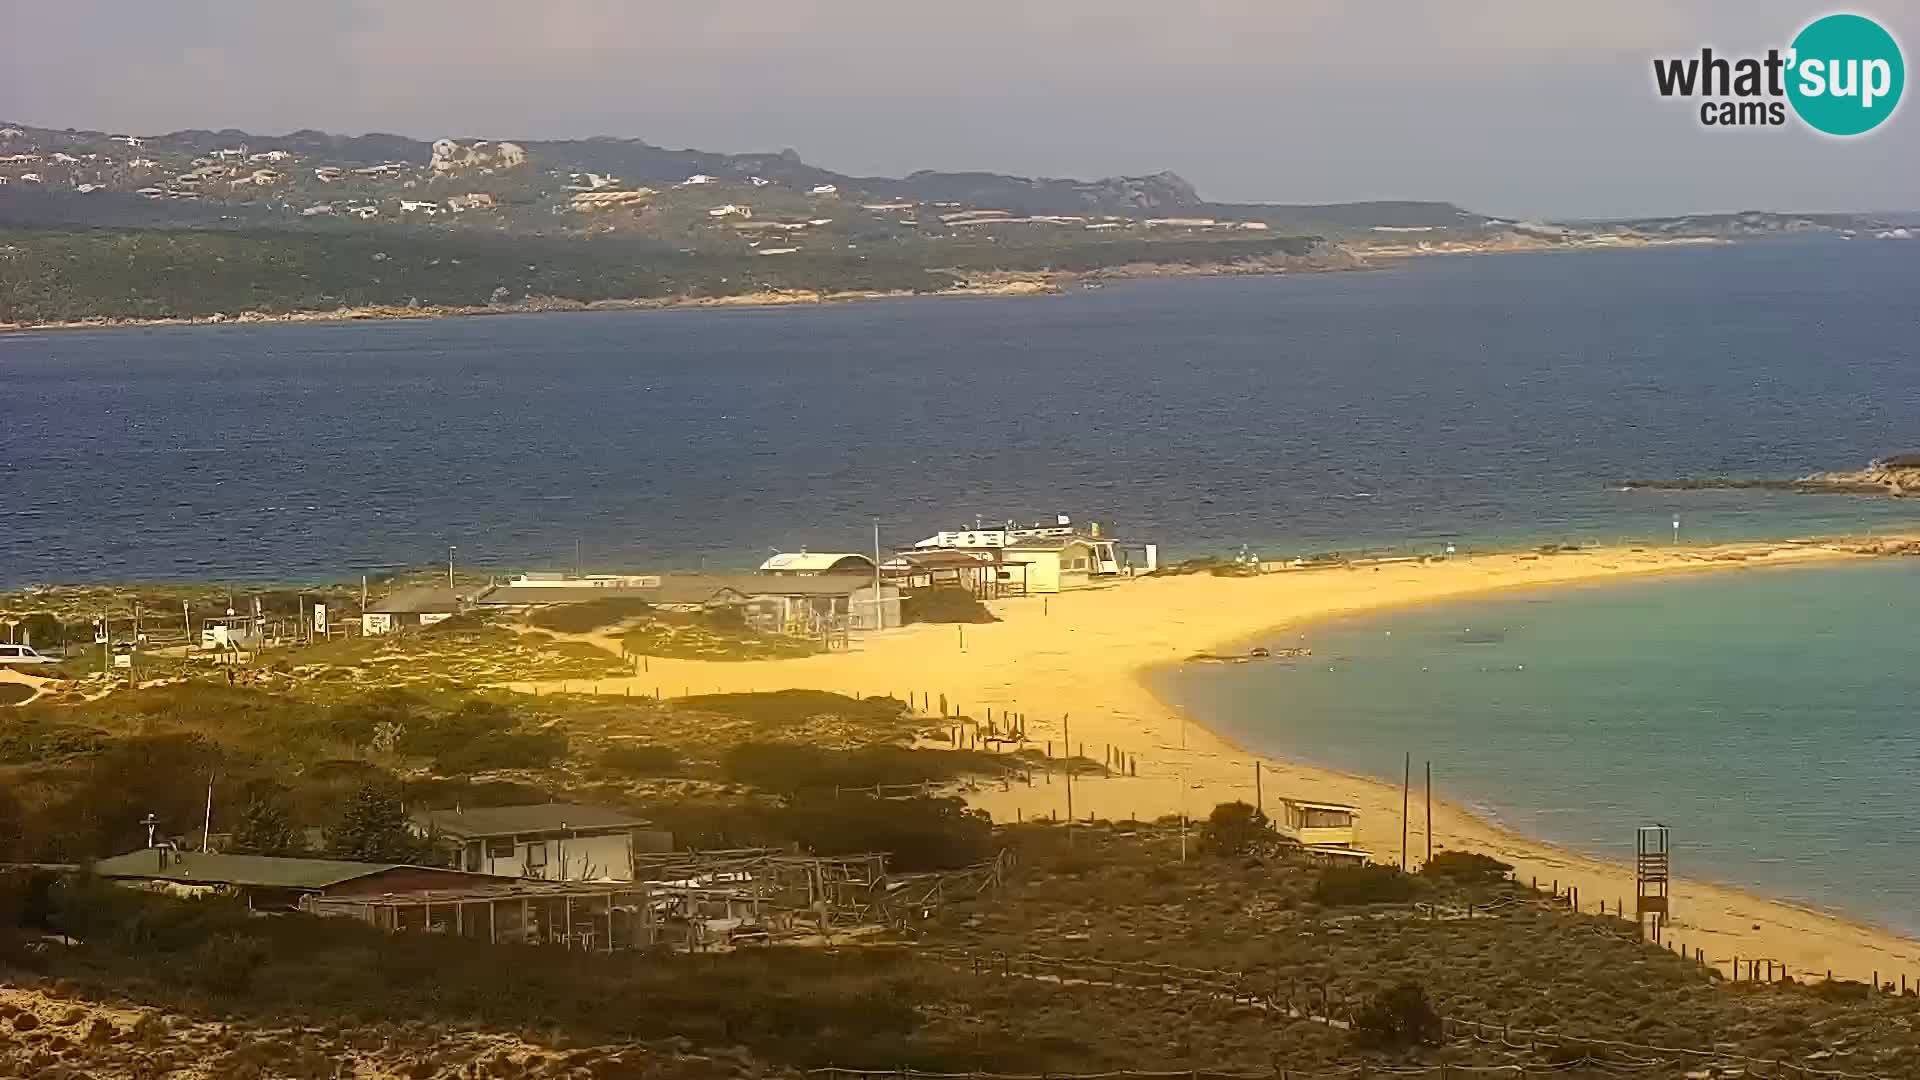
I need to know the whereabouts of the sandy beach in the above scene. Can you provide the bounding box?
[516,535,1920,985]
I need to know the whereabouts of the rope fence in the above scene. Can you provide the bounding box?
[906,947,1908,1080]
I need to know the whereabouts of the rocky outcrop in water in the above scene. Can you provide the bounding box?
[1623,455,1920,497]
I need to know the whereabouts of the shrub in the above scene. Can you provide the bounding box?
[1200,801,1276,858]
[190,933,270,995]
[527,597,656,635]
[784,796,993,872]
[433,729,566,774]
[1351,982,1442,1049]
[901,588,999,624]
[1420,850,1513,884]
[1311,864,1421,907]
[600,744,684,776]
[722,741,1003,794]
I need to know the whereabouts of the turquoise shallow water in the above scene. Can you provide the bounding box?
[1150,559,1920,936]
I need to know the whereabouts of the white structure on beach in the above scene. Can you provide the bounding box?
[910,515,1157,592]
[1277,799,1369,863]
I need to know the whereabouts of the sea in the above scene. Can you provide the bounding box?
[5,236,1920,929]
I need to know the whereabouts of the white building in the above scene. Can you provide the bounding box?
[412,804,669,883]
[1277,799,1369,863]
[680,173,717,186]
[360,585,459,636]
[759,552,877,576]
[809,184,839,195]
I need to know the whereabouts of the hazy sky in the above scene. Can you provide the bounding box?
[4,1,1914,219]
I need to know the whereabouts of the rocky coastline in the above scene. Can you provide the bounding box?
[1623,456,1920,497]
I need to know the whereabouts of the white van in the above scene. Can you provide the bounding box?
[0,644,55,666]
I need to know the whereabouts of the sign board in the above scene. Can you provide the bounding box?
[112,652,132,669]
[94,620,109,644]
[418,612,453,628]
[362,613,394,636]
[312,603,328,635]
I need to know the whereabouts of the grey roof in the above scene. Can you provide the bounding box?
[92,850,404,890]
[412,802,651,839]
[366,584,462,614]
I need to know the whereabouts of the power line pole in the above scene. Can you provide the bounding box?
[1425,760,1433,867]
[1401,751,1410,872]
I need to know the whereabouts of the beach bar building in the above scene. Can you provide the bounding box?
[882,548,1029,599]
[411,803,669,882]
[910,516,1156,593]
[361,585,461,636]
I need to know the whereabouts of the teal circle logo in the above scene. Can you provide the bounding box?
[1787,14,1904,135]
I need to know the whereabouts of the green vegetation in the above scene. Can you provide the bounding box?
[0,224,1333,324]
[1421,850,1515,885]
[14,820,1920,1077]
[1352,983,1444,1050]
[1199,800,1278,857]
[327,783,430,862]
[619,610,821,660]
[1311,863,1425,907]
[901,586,999,624]
[524,596,656,634]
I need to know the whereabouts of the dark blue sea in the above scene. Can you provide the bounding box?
[2,238,1917,587]
[7,237,1920,934]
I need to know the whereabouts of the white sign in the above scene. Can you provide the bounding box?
[113,652,132,669]
[312,603,328,634]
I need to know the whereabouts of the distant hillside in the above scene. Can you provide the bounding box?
[0,120,1481,236]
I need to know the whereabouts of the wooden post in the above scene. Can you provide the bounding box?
[1254,761,1262,810]
[489,900,497,944]
[1063,714,1073,846]
[1424,760,1432,866]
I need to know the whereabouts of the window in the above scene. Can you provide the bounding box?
[0,647,17,657]
[464,842,482,872]
[525,842,548,869]
[486,838,515,860]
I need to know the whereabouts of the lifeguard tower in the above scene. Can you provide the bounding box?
[1636,824,1671,942]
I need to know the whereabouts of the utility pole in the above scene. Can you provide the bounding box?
[201,772,216,852]
[575,537,583,578]
[1401,752,1410,872]
[1425,760,1433,867]
[873,519,883,630]
[1254,760,1262,815]
[448,546,457,590]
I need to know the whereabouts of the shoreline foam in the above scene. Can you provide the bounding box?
[512,534,1920,983]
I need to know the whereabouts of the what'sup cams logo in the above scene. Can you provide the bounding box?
[1654,13,1904,134]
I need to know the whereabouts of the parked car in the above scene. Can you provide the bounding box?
[0,644,56,666]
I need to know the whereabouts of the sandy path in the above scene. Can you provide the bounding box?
[510,536,1920,985]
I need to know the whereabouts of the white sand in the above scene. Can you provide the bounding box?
[516,536,1920,985]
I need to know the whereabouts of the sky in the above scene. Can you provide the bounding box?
[3,1,1915,219]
